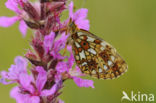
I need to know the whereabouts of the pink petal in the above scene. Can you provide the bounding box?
[68,2,90,30]
[67,2,89,30]
[69,1,74,19]
[50,51,66,60]
[0,71,9,79]
[73,77,94,88]
[54,72,62,83]
[73,9,88,20]
[67,45,72,53]
[5,0,20,13]
[19,20,28,37]
[55,46,74,73]
[0,78,15,85]
[32,2,41,16]
[75,66,83,76]
[27,96,40,103]
[8,65,19,80]
[53,33,69,52]
[19,73,31,87]
[10,86,24,103]
[59,99,64,103]
[14,56,28,71]
[56,62,68,73]
[75,19,89,30]
[0,56,28,85]
[36,66,47,92]
[69,66,84,77]
[0,16,19,27]
[19,73,34,93]
[1,56,27,81]
[41,84,57,96]
[51,33,69,59]
[67,46,75,69]
[10,87,40,103]
[8,56,27,79]
[43,32,55,53]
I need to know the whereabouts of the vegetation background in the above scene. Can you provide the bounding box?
[0,0,156,103]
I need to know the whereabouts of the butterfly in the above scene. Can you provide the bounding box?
[66,19,128,79]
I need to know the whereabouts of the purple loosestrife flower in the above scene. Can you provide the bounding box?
[0,0,95,103]
[0,0,28,36]
[10,66,61,103]
[43,32,69,60]
[0,56,27,84]
[1,57,62,103]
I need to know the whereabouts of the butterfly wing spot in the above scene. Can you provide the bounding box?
[81,66,90,74]
[112,62,118,72]
[90,43,96,49]
[91,70,97,75]
[79,50,86,60]
[88,48,97,55]
[100,47,105,51]
[111,73,115,78]
[94,39,101,44]
[95,44,101,51]
[76,60,81,64]
[86,55,92,60]
[98,67,103,73]
[78,47,82,52]
[81,62,87,66]
[91,42,96,46]
[73,46,79,55]
[75,42,80,48]
[77,39,81,42]
[75,55,80,60]
[99,50,110,63]
[108,60,113,66]
[87,59,98,75]
[87,36,95,42]
[87,59,97,67]
[80,40,90,50]
[85,51,90,56]
[101,42,107,47]
[111,56,115,61]
[79,35,87,40]
[103,65,108,71]
[77,32,84,36]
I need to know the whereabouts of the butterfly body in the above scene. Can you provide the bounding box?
[67,21,128,79]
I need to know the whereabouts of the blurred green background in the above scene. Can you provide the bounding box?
[0,0,156,103]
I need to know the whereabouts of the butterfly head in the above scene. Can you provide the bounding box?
[67,18,79,34]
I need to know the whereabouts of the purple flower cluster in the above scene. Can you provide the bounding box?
[0,0,94,103]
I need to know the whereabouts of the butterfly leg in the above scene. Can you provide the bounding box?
[62,36,73,56]
[63,43,68,56]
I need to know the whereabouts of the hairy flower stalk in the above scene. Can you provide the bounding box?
[0,0,94,103]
